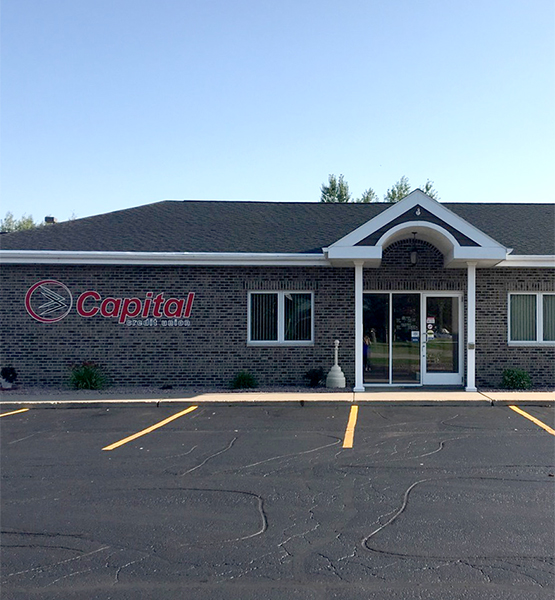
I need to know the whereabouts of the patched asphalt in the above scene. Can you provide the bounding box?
[1,403,554,599]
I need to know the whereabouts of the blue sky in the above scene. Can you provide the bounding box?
[1,0,553,222]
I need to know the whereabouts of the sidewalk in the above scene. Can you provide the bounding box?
[1,387,553,407]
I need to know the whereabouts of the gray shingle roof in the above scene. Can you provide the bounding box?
[0,200,553,255]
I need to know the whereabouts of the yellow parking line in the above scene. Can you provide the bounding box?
[102,405,198,451]
[343,405,359,448]
[0,408,29,418]
[509,405,555,436]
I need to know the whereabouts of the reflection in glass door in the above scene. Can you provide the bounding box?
[363,292,462,386]
[363,294,389,383]
[422,295,461,385]
[392,294,421,384]
[363,293,421,385]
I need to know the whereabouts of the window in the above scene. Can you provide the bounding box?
[249,292,313,344]
[509,293,555,344]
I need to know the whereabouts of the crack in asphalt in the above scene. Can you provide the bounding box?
[150,444,198,461]
[113,555,148,584]
[178,436,237,476]
[234,437,341,471]
[361,477,432,551]
[1,544,86,552]
[8,433,37,445]
[1,530,87,540]
[457,558,551,588]
[362,475,555,563]
[134,486,269,544]
[317,552,345,580]
[2,545,111,581]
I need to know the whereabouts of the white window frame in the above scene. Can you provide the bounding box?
[508,292,555,346]
[247,291,314,346]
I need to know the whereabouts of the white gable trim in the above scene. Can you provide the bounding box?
[328,190,507,251]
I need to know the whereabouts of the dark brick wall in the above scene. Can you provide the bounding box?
[0,264,355,388]
[476,268,555,388]
[1,246,553,389]
[364,240,467,291]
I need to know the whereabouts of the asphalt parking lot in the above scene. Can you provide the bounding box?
[1,403,554,599]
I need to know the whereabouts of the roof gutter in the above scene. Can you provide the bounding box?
[0,250,331,267]
[495,255,555,268]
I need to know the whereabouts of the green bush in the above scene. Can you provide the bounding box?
[69,362,107,390]
[230,370,258,390]
[501,368,532,390]
[304,367,324,387]
[1,366,17,383]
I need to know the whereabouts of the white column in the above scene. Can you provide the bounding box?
[466,261,477,391]
[354,260,365,392]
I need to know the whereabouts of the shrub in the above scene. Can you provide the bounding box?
[304,367,324,387]
[501,368,532,390]
[69,362,107,390]
[1,366,17,384]
[230,370,258,390]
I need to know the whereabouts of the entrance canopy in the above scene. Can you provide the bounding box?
[324,191,508,268]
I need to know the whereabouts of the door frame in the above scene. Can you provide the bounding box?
[421,292,464,386]
[362,291,464,387]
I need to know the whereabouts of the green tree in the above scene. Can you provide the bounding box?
[384,176,412,203]
[419,179,440,201]
[0,212,39,232]
[357,188,379,203]
[320,174,440,203]
[320,174,351,203]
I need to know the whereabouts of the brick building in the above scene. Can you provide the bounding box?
[1,191,554,390]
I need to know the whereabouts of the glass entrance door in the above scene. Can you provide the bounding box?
[363,293,462,386]
[392,294,421,384]
[363,294,389,384]
[422,295,463,385]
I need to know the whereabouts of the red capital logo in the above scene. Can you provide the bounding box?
[25,280,73,323]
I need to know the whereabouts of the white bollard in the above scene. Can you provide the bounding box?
[326,339,346,388]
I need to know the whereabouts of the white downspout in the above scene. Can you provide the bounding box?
[354,260,365,392]
[466,261,477,391]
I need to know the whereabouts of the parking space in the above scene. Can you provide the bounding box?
[1,403,554,599]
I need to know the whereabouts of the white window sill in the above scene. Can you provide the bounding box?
[247,341,314,347]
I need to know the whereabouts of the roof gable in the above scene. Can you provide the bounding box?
[326,190,508,267]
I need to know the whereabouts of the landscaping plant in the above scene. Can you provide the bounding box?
[501,368,532,390]
[230,370,258,390]
[69,362,107,390]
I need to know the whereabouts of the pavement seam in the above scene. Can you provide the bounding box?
[478,391,495,405]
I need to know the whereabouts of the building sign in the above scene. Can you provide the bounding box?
[25,280,194,327]
[25,280,74,323]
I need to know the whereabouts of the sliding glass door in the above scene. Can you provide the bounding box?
[362,294,389,383]
[392,294,421,383]
[363,292,463,386]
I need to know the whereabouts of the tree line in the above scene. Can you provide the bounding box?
[2,175,439,231]
[320,174,439,203]
[0,212,41,232]
[0,212,74,232]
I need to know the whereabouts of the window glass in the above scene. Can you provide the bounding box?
[284,293,312,341]
[250,293,278,341]
[510,295,536,341]
[543,295,555,342]
[249,292,313,343]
